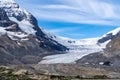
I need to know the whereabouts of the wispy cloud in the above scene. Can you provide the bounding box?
[36,5,77,10]
[16,0,120,26]
[48,27,80,34]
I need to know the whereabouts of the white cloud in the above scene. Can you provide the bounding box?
[36,5,77,10]
[16,0,120,26]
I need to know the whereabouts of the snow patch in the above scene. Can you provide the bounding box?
[9,17,36,35]
[99,62,104,65]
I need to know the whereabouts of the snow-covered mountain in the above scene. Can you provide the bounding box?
[0,0,67,50]
[0,0,67,65]
[0,0,42,39]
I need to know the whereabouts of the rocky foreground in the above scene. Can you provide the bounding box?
[0,65,117,80]
[0,63,119,80]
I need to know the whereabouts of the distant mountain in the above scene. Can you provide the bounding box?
[40,27,120,63]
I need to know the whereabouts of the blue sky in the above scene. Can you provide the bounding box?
[16,0,120,39]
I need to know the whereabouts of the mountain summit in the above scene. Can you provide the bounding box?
[0,0,15,3]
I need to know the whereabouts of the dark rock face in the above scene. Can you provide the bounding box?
[0,8,9,21]
[98,33,114,43]
[0,35,63,64]
[0,35,66,65]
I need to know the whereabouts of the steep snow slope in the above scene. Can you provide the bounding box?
[98,27,120,43]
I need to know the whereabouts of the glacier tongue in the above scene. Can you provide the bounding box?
[40,47,102,64]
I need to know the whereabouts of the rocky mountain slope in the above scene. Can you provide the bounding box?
[0,0,67,65]
[76,27,120,77]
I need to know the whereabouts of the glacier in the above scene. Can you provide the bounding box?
[39,27,120,63]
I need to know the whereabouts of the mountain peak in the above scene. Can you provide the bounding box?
[0,0,15,3]
[0,0,15,1]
